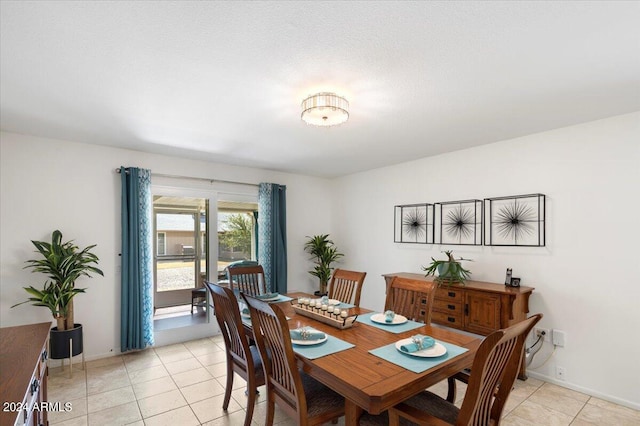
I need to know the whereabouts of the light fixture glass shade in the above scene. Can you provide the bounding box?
[301,92,349,126]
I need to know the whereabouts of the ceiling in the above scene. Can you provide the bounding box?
[1,1,639,178]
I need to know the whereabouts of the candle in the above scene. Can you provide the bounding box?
[340,310,348,318]
[333,308,341,317]
[327,305,334,313]
[321,304,328,312]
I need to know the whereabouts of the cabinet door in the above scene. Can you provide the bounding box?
[464,291,501,335]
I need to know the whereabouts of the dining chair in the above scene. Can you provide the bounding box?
[370,314,543,426]
[242,294,345,426]
[327,268,367,307]
[228,264,267,296]
[384,276,437,324]
[205,280,266,426]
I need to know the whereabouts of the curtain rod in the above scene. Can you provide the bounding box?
[115,168,259,188]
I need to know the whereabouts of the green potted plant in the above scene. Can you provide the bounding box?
[12,230,103,359]
[304,234,343,295]
[422,250,472,285]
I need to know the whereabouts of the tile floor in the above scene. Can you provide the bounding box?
[47,335,640,426]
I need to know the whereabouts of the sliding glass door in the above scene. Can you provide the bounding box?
[153,196,208,308]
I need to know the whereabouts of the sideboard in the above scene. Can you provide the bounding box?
[383,272,535,378]
[0,322,50,426]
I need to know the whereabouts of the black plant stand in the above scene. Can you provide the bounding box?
[50,324,84,377]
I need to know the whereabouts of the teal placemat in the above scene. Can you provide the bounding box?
[369,340,468,373]
[336,302,355,309]
[292,335,355,360]
[356,312,424,334]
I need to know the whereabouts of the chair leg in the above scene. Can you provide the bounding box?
[244,377,257,426]
[446,376,457,403]
[265,394,275,426]
[388,408,401,426]
[223,365,234,410]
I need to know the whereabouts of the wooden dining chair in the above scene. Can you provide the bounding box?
[328,268,367,307]
[228,264,267,296]
[383,314,543,426]
[242,294,345,426]
[384,276,437,324]
[205,281,265,426]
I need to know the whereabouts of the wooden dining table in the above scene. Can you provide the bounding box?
[248,292,481,426]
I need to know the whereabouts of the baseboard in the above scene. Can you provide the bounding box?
[527,371,640,411]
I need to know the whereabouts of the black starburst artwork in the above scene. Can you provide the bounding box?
[444,206,475,242]
[402,208,427,241]
[495,199,536,243]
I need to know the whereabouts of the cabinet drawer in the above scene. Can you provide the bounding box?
[435,288,463,302]
[432,311,463,329]
[434,299,462,314]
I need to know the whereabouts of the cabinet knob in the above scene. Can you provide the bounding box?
[448,291,456,297]
[30,378,40,395]
[447,304,455,310]
[447,317,455,323]
[41,350,48,362]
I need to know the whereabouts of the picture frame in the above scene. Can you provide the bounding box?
[394,203,434,244]
[510,277,521,287]
[484,193,546,246]
[434,199,483,245]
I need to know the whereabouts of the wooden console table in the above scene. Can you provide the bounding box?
[383,272,535,378]
[0,322,50,426]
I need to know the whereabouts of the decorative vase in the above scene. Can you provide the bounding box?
[437,262,460,283]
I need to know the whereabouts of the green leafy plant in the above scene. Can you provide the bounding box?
[12,230,103,330]
[422,250,472,285]
[304,234,343,294]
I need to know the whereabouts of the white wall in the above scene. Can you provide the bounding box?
[332,112,640,409]
[0,132,333,359]
[2,112,639,409]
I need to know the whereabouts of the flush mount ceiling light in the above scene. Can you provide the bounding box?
[301,92,349,126]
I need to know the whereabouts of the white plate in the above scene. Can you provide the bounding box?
[395,339,447,358]
[370,313,408,325]
[291,335,328,346]
[258,294,280,302]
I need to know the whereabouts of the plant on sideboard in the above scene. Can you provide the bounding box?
[304,234,343,295]
[12,230,103,330]
[422,250,472,285]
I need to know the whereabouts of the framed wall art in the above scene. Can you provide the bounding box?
[484,193,546,246]
[394,203,434,244]
[434,199,483,245]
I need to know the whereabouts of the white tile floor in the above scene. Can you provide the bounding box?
[47,335,640,426]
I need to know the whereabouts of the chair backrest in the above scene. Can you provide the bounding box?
[328,269,367,307]
[243,294,309,422]
[384,276,436,324]
[204,280,255,377]
[456,313,543,425]
[228,264,266,296]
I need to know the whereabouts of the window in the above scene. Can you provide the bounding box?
[217,200,258,280]
[157,232,166,256]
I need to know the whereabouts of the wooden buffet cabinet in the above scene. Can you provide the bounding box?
[0,322,50,426]
[383,273,535,378]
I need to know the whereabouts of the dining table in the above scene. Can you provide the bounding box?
[242,291,481,426]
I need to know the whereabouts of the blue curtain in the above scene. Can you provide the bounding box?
[120,167,154,352]
[258,183,287,293]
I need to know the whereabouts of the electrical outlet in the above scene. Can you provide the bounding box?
[556,366,566,380]
[535,327,550,342]
[552,329,566,347]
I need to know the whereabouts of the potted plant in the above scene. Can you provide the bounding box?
[422,250,472,285]
[304,234,343,296]
[12,230,103,359]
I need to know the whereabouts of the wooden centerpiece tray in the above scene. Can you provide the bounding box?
[291,301,358,329]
